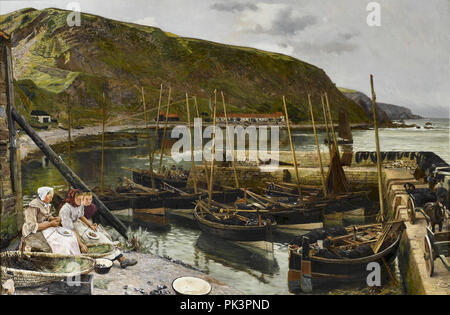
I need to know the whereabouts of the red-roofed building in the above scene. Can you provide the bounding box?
[156,111,179,121]
[216,112,285,124]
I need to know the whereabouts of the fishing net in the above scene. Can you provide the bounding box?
[289,226,348,246]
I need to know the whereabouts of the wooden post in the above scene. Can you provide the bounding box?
[11,108,128,239]
[194,96,210,192]
[324,93,339,149]
[186,93,198,194]
[308,94,327,199]
[5,45,17,193]
[321,94,332,158]
[16,147,23,228]
[208,90,217,206]
[282,96,302,199]
[370,75,385,222]
[300,236,312,293]
[158,86,171,174]
[150,84,163,176]
[67,94,72,191]
[221,91,239,189]
[100,92,105,194]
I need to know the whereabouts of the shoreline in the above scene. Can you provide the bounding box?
[17,119,429,161]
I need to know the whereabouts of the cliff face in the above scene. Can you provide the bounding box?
[0,8,369,126]
[339,88,422,122]
[376,103,422,120]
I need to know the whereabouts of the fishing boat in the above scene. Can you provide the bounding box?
[194,199,276,242]
[287,220,405,292]
[244,188,375,225]
[125,167,189,189]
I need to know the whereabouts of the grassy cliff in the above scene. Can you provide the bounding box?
[1,8,369,126]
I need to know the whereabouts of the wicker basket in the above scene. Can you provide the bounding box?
[1,251,95,288]
[81,243,116,259]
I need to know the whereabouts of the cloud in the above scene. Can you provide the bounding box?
[239,6,317,35]
[295,41,358,55]
[210,2,258,13]
[269,9,317,35]
[134,16,158,27]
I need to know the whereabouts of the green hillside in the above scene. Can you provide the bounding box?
[0,7,369,126]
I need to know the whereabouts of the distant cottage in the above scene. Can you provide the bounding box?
[216,112,285,123]
[157,111,179,122]
[30,110,51,123]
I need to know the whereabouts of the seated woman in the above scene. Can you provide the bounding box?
[21,187,81,255]
[59,189,137,268]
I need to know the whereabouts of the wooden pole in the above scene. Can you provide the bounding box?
[16,147,23,228]
[158,86,171,174]
[186,93,198,194]
[370,75,385,222]
[11,108,128,239]
[282,96,302,199]
[308,94,327,199]
[324,93,339,150]
[149,84,163,185]
[221,91,239,189]
[321,93,332,158]
[141,86,156,189]
[5,45,17,193]
[100,92,105,194]
[193,96,210,191]
[67,94,72,169]
[208,90,217,206]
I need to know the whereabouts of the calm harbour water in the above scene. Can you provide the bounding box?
[21,118,448,294]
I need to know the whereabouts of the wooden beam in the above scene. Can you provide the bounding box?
[308,94,327,199]
[282,96,302,199]
[158,86,171,174]
[208,90,217,206]
[11,108,128,239]
[194,96,210,192]
[321,93,332,158]
[186,93,198,194]
[100,92,105,194]
[221,91,239,189]
[370,75,385,222]
[5,45,17,193]
[150,83,163,187]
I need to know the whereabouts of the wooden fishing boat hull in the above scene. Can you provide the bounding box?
[194,206,276,242]
[132,170,188,189]
[266,192,374,225]
[287,230,404,291]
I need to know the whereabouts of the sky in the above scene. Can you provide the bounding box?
[0,0,449,118]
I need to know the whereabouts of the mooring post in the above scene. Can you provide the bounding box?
[11,108,128,239]
[301,236,313,293]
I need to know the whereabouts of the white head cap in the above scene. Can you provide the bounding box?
[37,187,54,201]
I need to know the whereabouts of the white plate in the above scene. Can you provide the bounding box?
[86,230,100,240]
[172,277,211,295]
[57,227,73,237]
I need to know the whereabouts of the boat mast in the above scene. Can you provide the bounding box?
[308,94,327,199]
[158,86,171,174]
[100,91,105,194]
[186,93,198,194]
[208,90,217,206]
[324,93,339,154]
[193,96,210,192]
[370,75,385,222]
[282,96,302,199]
[321,93,332,158]
[149,83,163,188]
[221,91,239,189]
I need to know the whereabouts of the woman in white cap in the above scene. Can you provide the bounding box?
[21,186,81,255]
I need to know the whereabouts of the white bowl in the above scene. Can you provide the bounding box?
[172,276,212,295]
